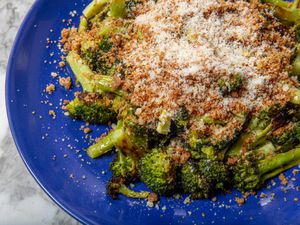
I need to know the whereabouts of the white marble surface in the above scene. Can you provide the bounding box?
[0,1,80,224]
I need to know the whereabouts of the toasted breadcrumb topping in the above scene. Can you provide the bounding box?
[63,0,298,142]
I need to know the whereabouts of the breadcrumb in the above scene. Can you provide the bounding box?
[59,77,72,90]
[45,84,55,94]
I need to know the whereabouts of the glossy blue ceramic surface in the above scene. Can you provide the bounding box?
[6,0,300,224]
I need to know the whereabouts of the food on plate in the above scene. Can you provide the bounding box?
[61,0,300,200]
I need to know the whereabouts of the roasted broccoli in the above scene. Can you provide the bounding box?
[66,92,116,123]
[263,0,300,24]
[110,148,138,181]
[232,145,300,192]
[139,148,176,195]
[218,73,242,95]
[180,159,229,198]
[107,176,150,199]
[87,120,148,158]
[66,51,122,95]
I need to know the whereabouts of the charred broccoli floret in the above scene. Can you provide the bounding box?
[232,145,300,192]
[218,73,242,95]
[107,177,150,199]
[66,51,122,95]
[139,148,176,195]
[80,37,115,75]
[110,148,138,181]
[269,121,300,152]
[66,92,116,123]
[87,120,148,158]
[180,159,229,198]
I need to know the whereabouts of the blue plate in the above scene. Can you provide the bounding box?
[6,0,300,224]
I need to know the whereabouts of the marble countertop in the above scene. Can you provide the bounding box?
[0,1,79,224]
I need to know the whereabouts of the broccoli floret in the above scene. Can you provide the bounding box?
[109,0,126,18]
[226,109,274,157]
[172,108,189,131]
[269,121,300,152]
[87,120,148,158]
[139,148,176,195]
[107,177,150,199]
[180,160,229,198]
[264,0,300,24]
[66,51,123,95]
[110,148,138,181]
[218,73,242,95]
[232,145,300,192]
[79,0,109,32]
[66,92,116,124]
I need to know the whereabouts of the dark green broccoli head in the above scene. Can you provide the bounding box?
[270,121,300,152]
[232,145,300,192]
[110,149,138,181]
[180,161,211,199]
[66,92,116,124]
[139,148,176,195]
[232,159,260,192]
[218,73,242,95]
[180,160,229,198]
[80,36,116,75]
[198,159,229,191]
[172,108,189,131]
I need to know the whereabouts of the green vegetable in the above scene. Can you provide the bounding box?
[109,0,127,18]
[66,51,122,95]
[87,120,148,158]
[139,148,176,195]
[110,148,138,180]
[180,160,228,198]
[218,73,242,95]
[107,177,150,199]
[232,145,300,191]
[79,0,109,31]
[66,92,116,123]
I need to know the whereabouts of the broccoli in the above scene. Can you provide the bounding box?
[218,73,242,95]
[226,109,274,157]
[232,145,300,192]
[263,0,300,24]
[109,0,126,18]
[79,0,109,31]
[87,120,148,158]
[107,177,150,199]
[269,121,300,152]
[110,148,138,181]
[107,148,149,199]
[187,113,247,160]
[172,107,189,131]
[66,51,123,95]
[80,37,115,75]
[139,148,176,195]
[66,92,116,124]
[156,110,172,135]
[180,160,229,199]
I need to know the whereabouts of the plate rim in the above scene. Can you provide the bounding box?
[5,0,86,224]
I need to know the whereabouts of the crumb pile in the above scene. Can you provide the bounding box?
[121,0,296,138]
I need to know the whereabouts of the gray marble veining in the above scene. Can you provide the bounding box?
[0,1,80,224]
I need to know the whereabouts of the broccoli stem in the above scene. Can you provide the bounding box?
[263,0,289,8]
[291,88,300,105]
[79,0,109,32]
[118,185,150,198]
[87,121,125,158]
[66,51,122,95]
[109,0,126,18]
[259,146,300,176]
[264,0,300,24]
[262,157,300,182]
